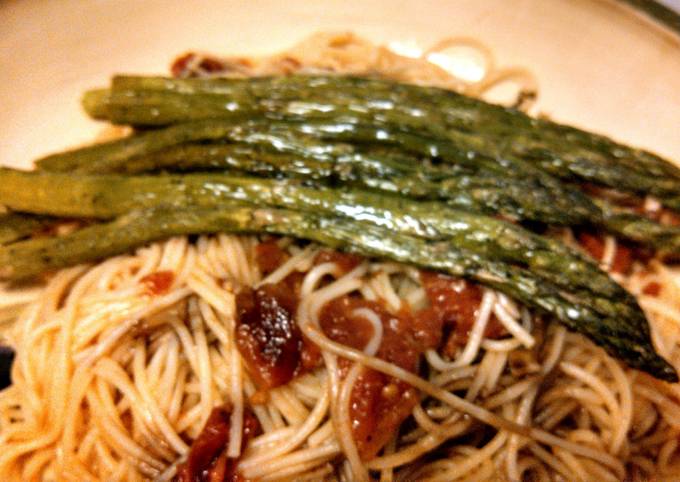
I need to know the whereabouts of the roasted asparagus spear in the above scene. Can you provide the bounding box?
[0,168,623,298]
[35,119,600,226]
[0,213,52,245]
[83,75,680,207]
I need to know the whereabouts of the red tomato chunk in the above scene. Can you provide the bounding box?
[420,271,504,356]
[174,405,259,482]
[235,283,319,389]
[140,270,175,296]
[577,232,633,274]
[320,296,440,459]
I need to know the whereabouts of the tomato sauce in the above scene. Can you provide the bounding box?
[643,281,661,297]
[171,53,227,78]
[140,271,175,296]
[244,242,512,459]
[235,283,305,389]
[255,239,289,277]
[347,369,417,460]
[314,250,363,275]
[256,242,366,296]
[174,405,259,482]
[319,296,440,460]
[420,271,504,356]
[577,232,633,274]
[237,243,366,391]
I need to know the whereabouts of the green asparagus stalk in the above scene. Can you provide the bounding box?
[0,203,673,381]
[32,116,531,182]
[49,139,594,225]
[81,86,574,184]
[596,199,680,255]
[0,168,644,324]
[90,86,679,204]
[114,75,678,180]
[84,75,680,206]
[35,119,600,226]
[0,213,53,245]
[35,116,680,252]
[87,142,680,254]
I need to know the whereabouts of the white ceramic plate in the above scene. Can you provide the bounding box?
[1,0,679,169]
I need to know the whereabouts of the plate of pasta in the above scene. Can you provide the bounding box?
[1,1,680,481]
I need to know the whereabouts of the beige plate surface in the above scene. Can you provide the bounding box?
[0,0,679,169]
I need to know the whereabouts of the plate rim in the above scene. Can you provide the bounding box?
[614,0,680,42]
